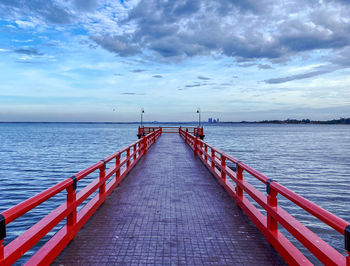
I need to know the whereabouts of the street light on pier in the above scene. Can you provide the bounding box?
[196,107,201,127]
[141,107,145,128]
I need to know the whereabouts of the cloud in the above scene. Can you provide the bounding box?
[121,92,145,95]
[198,76,211,80]
[2,0,350,64]
[14,48,43,56]
[0,1,74,24]
[91,35,140,57]
[238,63,256,68]
[185,84,201,88]
[258,64,273,70]
[74,0,98,11]
[264,65,342,84]
[131,69,147,73]
[152,75,163,78]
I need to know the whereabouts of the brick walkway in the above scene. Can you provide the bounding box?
[54,134,285,265]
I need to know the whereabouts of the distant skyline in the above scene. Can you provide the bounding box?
[1,0,350,122]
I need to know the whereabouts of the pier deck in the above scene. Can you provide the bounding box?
[54,134,284,265]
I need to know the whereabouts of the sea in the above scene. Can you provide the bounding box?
[0,122,349,264]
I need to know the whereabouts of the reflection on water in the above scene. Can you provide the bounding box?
[0,123,349,264]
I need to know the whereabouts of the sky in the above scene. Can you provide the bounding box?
[0,0,350,122]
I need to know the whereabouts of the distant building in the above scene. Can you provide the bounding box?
[217,118,219,123]
[213,119,217,123]
[208,118,212,123]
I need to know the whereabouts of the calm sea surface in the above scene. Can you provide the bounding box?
[0,123,349,264]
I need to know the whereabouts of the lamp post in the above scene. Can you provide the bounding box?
[141,107,144,128]
[196,108,201,127]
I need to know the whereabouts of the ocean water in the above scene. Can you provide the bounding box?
[0,123,349,264]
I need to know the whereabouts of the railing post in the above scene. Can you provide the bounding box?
[221,154,226,182]
[194,137,198,156]
[143,136,147,155]
[0,239,3,265]
[116,153,120,179]
[204,145,208,162]
[199,142,203,157]
[133,144,137,160]
[211,149,215,169]
[346,226,350,266]
[126,148,130,168]
[236,163,244,199]
[67,176,77,239]
[0,213,5,264]
[267,180,278,235]
[99,161,106,198]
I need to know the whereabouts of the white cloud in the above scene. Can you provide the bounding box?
[15,20,37,28]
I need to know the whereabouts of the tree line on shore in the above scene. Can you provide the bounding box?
[243,117,350,124]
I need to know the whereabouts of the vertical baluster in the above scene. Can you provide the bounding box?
[194,137,198,156]
[143,136,147,154]
[211,149,215,169]
[236,163,244,199]
[126,148,130,168]
[67,176,77,239]
[116,153,120,179]
[345,226,350,266]
[0,239,3,264]
[99,162,106,198]
[204,145,208,162]
[221,154,226,181]
[0,213,5,264]
[133,144,137,161]
[267,180,278,235]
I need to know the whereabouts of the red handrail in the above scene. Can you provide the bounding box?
[179,128,350,265]
[0,129,162,265]
[138,126,203,136]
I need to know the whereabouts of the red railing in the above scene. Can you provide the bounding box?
[138,126,204,137]
[179,128,350,265]
[0,129,161,265]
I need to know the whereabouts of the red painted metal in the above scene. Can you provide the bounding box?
[139,126,201,135]
[0,129,161,265]
[179,128,350,265]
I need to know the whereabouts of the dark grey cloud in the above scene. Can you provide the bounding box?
[92,0,350,62]
[265,65,342,84]
[3,0,350,64]
[14,48,43,56]
[92,35,140,57]
[131,69,147,73]
[258,64,273,69]
[185,84,201,88]
[152,75,163,78]
[198,76,211,80]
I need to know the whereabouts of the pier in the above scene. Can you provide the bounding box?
[1,127,349,265]
[54,133,283,265]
